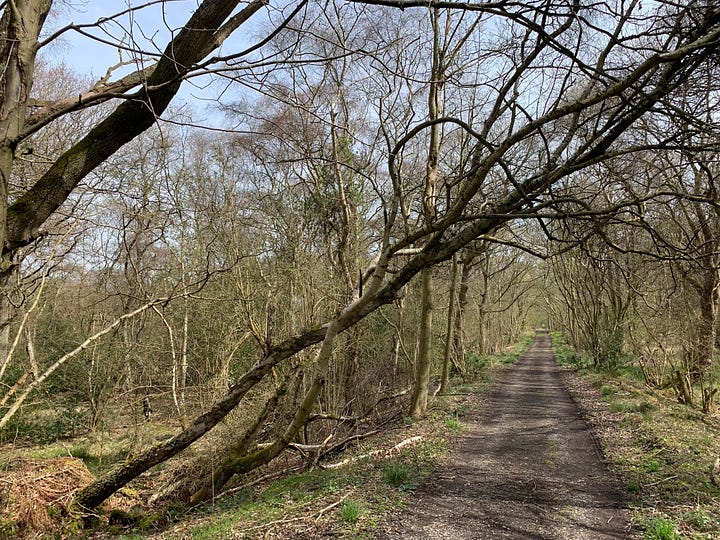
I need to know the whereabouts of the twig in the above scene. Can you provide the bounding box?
[244,491,353,531]
[646,475,678,487]
[315,491,352,521]
[322,430,379,457]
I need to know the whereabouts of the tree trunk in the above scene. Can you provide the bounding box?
[409,6,443,417]
[410,268,433,418]
[440,255,458,394]
[452,255,474,375]
[192,316,341,504]
[190,365,300,503]
[690,279,719,381]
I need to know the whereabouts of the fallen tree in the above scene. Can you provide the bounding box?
[1,0,719,513]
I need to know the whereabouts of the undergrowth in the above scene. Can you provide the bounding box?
[128,335,533,538]
[0,333,536,539]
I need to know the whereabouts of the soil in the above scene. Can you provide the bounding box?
[375,331,630,539]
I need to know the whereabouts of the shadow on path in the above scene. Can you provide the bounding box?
[375,331,629,539]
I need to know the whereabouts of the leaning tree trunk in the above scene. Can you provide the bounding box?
[190,363,302,503]
[71,328,321,511]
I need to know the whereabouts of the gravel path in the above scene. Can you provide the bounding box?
[376,331,629,539]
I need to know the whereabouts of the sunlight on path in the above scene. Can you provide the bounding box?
[376,332,629,539]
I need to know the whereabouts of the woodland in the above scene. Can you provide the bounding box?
[0,0,719,536]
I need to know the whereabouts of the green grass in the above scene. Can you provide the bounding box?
[641,516,679,540]
[444,416,463,433]
[552,332,720,539]
[498,333,536,364]
[171,436,449,539]
[465,332,535,372]
[185,514,237,540]
[683,508,720,534]
[340,499,363,523]
[550,332,580,366]
[381,461,412,487]
[608,400,655,418]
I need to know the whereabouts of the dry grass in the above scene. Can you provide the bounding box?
[0,457,93,536]
[0,455,146,538]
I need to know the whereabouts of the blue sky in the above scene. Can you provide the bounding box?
[41,1,263,124]
[47,2,198,77]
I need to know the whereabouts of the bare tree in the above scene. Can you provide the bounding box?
[0,0,717,511]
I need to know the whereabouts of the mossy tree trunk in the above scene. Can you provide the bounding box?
[190,363,301,503]
[409,7,443,418]
[0,2,52,364]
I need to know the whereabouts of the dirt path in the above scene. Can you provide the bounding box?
[376,331,629,539]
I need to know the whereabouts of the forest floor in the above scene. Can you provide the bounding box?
[3,332,719,538]
[374,331,629,539]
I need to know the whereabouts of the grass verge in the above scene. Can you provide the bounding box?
[551,333,720,540]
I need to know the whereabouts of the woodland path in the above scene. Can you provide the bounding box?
[376,331,629,539]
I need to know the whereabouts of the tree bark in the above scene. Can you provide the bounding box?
[440,255,458,393]
[410,268,433,417]
[190,365,300,503]
[452,254,474,376]
[409,6,442,417]
[689,278,719,381]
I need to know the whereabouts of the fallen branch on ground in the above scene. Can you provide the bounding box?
[322,430,379,457]
[308,388,410,425]
[322,436,423,470]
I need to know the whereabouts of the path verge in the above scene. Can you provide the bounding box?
[376,331,629,539]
